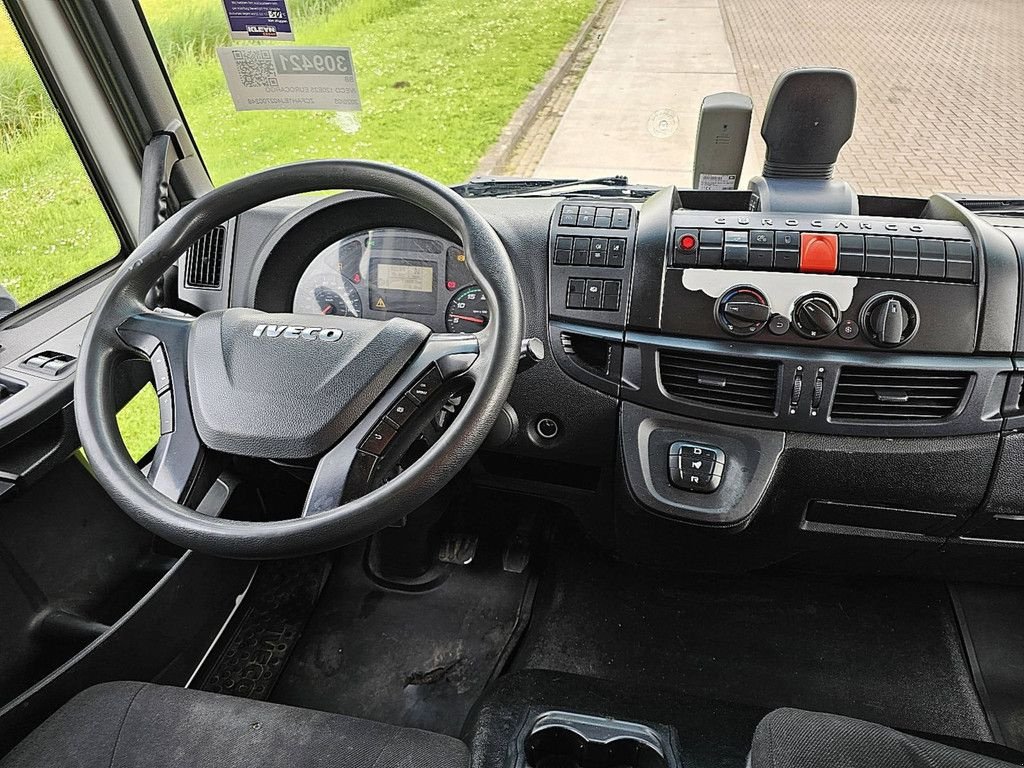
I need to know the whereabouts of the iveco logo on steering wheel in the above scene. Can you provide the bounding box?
[252,324,343,341]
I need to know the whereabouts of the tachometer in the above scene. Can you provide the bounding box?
[445,285,489,333]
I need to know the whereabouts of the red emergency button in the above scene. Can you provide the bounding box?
[800,233,838,273]
[679,233,697,251]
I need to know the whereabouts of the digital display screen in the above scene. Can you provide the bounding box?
[368,258,437,315]
[375,262,434,293]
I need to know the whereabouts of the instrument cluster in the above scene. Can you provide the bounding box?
[292,227,490,334]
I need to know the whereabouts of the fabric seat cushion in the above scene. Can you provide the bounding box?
[0,681,469,768]
[751,708,1021,768]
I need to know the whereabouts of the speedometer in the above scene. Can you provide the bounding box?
[293,272,362,317]
[445,285,489,333]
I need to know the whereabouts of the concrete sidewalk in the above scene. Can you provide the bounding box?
[532,0,757,187]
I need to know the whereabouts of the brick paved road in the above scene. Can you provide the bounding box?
[721,0,1024,197]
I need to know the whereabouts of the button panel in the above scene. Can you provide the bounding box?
[20,350,76,377]
[556,235,628,268]
[567,278,621,311]
[552,201,637,320]
[559,204,632,229]
[664,217,975,284]
[668,441,726,493]
[358,365,443,458]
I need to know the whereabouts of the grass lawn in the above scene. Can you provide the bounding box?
[1,0,595,459]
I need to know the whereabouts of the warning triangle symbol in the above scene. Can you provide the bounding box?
[375,297,386,310]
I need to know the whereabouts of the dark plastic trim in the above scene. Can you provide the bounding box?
[622,330,1009,437]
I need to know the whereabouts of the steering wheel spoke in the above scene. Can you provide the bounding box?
[301,333,479,517]
[117,311,208,504]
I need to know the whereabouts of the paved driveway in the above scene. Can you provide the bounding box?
[723,0,1024,197]
[523,0,1024,198]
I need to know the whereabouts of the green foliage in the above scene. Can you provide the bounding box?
[0,59,53,149]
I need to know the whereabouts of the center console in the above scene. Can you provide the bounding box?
[542,175,1024,574]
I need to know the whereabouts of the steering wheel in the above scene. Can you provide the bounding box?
[74,161,523,559]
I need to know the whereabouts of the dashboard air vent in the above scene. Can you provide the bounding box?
[658,350,779,413]
[831,367,971,422]
[183,225,226,289]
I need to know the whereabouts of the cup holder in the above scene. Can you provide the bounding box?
[519,712,679,768]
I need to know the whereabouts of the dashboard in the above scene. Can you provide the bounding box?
[7,184,1024,577]
[162,185,1024,578]
[291,227,490,334]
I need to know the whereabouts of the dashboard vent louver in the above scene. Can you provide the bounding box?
[831,367,971,422]
[658,350,779,414]
[183,225,226,289]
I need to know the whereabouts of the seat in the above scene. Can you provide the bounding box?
[750,708,1023,768]
[0,681,470,768]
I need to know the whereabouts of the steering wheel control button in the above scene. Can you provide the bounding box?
[384,397,417,429]
[151,345,172,394]
[158,390,174,435]
[407,365,443,405]
[838,318,860,340]
[799,233,838,274]
[668,441,725,493]
[792,294,840,339]
[360,421,398,456]
[716,286,770,336]
[768,314,791,335]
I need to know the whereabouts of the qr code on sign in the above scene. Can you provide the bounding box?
[232,50,277,87]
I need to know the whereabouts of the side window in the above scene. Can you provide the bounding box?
[0,7,121,309]
[1,8,158,460]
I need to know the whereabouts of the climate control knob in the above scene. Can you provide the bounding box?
[716,287,770,336]
[862,293,919,347]
[792,294,840,339]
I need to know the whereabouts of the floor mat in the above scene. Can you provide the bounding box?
[194,556,331,700]
[511,538,992,741]
[271,527,536,736]
[951,581,1024,751]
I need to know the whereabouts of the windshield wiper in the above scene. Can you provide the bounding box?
[953,196,1024,214]
[455,175,658,198]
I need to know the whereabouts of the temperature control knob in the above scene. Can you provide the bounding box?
[716,287,770,336]
[792,294,840,339]
[862,293,919,347]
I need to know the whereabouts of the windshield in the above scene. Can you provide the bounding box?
[139,0,594,186]
[140,1,1021,198]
